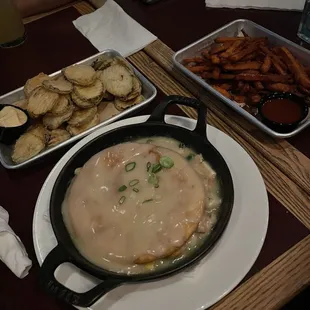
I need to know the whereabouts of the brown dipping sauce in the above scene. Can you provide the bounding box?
[262,98,303,124]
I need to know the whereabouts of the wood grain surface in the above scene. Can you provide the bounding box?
[128,51,310,229]
[143,40,310,197]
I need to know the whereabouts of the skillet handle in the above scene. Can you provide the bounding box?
[39,245,121,307]
[148,95,207,136]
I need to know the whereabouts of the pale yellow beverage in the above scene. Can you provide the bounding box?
[0,0,25,48]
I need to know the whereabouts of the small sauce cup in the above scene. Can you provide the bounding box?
[257,93,309,133]
[0,104,30,145]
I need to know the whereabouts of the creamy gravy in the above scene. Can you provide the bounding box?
[135,137,221,270]
[62,142,207,274]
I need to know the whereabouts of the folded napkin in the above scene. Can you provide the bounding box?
[205,0,305,11]
[73,0,157,56]
[0,206,32,278]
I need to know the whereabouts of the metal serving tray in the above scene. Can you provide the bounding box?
[0,49,157,169]
[173,19,310,139]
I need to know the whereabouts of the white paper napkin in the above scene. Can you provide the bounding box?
[205,0,305,11]
[73,0,157,57]
[0,206,32,278]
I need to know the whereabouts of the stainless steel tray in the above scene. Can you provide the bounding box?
[173,19,310,139]
[0,49,157,169]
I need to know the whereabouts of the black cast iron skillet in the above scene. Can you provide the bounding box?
[40,96,234,307]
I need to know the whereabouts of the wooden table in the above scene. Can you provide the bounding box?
[0,1,309,309]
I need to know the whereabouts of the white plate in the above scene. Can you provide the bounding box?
[33,115,269,310]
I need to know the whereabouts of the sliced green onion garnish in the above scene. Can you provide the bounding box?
[148,173,158,186]
[151,163,162,173]
[179,143,185,148]
[186,153,196,161]
[118,185,127,192]
[125,162,136,172]
[133,188,139,193]
[146,162,151,172]
[119,196,126,204]
[143,199,153,204]
[159,156,174,169]
[129,179,139,187]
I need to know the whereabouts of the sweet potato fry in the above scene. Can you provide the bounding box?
[212,67,221,79]
[218,83,232,90]
[218,73,236,80]
[230,42,259,62]
[248,94,261,105]
[223,61,261,71]
[260,45,287,74]
[271,59,287,75]
[242,52,258,61]
[210,42,232,55]
[187,65,214,73]
[233,95,246,103]
[211,55,221,64]
[266,83,295,93]
[254,81,264,90]
[220,40,243,58]
[215,37,246,43]
[236,73,293,83]
[182,56,207,64]
[279,47,310,89]
[201,72,235,80]
[212,85,232,99]
[261,55,272,73]
[201,49,210,59]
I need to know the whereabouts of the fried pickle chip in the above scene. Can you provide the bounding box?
[114,95,144,111]
[92,55,114,71]
[63,64,96,86]
[71,92,102,108]
[49,95,71,116]
[42,78,73,94]
[73,79,103,101]
[27,124,49,143]
[43,105,74,130]
[47,129,71,148]
[24,73,50,98]
[12,132,45,163]
[67,106,97,127]
[95,70,103,79]
[27,87,59,118]
[67,113,99,136]
[120,76,142,101]
[100,64,133,97]
[11,99,28,110]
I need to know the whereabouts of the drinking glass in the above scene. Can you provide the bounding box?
[298,0,310,44]
[0,0,26,48]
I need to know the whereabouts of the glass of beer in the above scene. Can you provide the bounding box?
[0,0,26,48]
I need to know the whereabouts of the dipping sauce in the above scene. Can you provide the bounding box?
[0,106,27,127]
[261,98,303,124]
